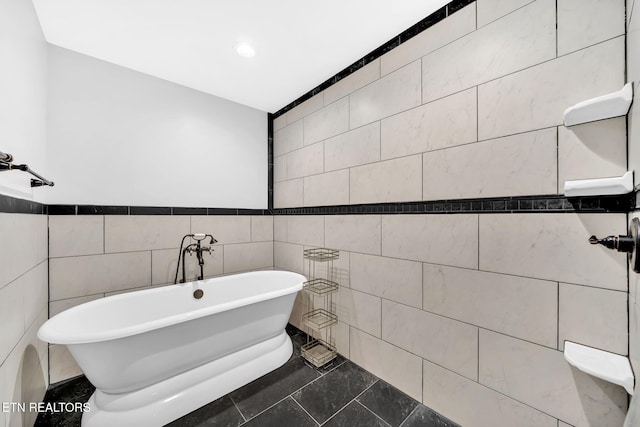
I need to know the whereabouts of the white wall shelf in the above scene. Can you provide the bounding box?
[564,341,634,395]
[563,82,633,127]
[564,171,634,197]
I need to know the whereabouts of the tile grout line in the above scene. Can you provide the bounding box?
[291,396,322,426]
[317,379,380,426]
[399,404,421,427]
[234,355,345,424]
[351,401,392,427]
[277,241,624,294]
[232,397,248,424]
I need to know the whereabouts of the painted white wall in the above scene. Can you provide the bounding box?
[0,0,48,201]
[46,46,268,208]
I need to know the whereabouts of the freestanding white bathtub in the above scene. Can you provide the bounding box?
[37,270,305,426]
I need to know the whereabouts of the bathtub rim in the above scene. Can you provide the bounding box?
[38,270,305,345]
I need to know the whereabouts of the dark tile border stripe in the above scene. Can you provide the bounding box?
[47,205,270,216]
[1,193,633,216]
[271,0,475,118]
[272,194,636,215]
[0,193,46,214]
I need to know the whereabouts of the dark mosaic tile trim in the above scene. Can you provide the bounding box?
[273,193,635,216]
[272,0,475,118]
[0,193,46,214]
[268,113,274,213]
[76,205,129,215]
[46,205,270,216]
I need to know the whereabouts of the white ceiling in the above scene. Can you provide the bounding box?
[32,0,450,113]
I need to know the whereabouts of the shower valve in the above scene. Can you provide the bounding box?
[589,218,640,273]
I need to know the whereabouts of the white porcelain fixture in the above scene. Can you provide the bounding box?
[38,270,305,426]
[564,341,634,395]
[564,171,634,197]
[234,41,256,58]
[563,82,633,127]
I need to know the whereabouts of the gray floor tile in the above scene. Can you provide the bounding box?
[229,356,320,419]
[293,361,377,424]
[357,380,419,427]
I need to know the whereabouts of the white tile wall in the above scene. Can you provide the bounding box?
[286,93,324,125]
[557,0,625,56]
[286,216,324,247]
[23,262,48,332]
[350,60,421,128]
[476,0,535,28]
[273,114,286,132]
[273,216,287,242]
[49,344,83,384]
[0,280,24,363]
[47,213,276,383]
[325,215,381,255]
[382,215,478,268]
[50,251,152,300]
[303,170,350,207]
[381,88,477,160]
[274,0,629,423]
[382,300,478,380]
[380,3,476,76]
[559,283,628,354]
[274,242,304,275]
[34,1,633,424]
[422,128,557,200]
[49,295,102,318]
[191,216,251,245]
[104,215,190,252]
[335,288,381,337]
[223,241,273,274]
[0,211,48,426]
[350,253,422,308]
[324,60,380,105]
[423,264,557,348]
[274,154,287,183]
[479,214,627,290]
[251,216,273,242]
[0,213,47,289]
[324,122,380,172]
[286,142,324,180]
[422,0,555,103]
[274,179,303,208]
[422,359,557,427]
[479,330,627,426]
[478,36,625,140]
[333,322,349,358]
[274,119,303,157]
[558,118,627,189]
[350,155,422,204]
[350,327,423,401]
[303,97,349,145]
[49,215,103,257]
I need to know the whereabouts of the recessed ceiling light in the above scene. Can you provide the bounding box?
[234,41,256,58]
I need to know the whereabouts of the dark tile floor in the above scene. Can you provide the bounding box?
[35,325,460,427]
